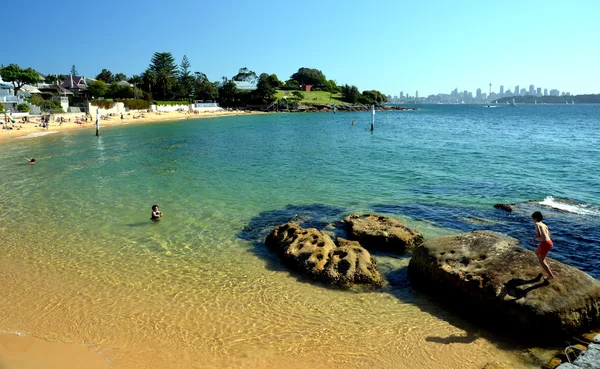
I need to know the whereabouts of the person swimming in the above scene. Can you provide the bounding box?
[26,157,36,165]
[151,205,164,221]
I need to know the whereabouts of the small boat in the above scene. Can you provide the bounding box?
[572,100,575,104]
[510,98,515,106]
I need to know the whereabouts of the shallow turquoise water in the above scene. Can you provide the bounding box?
[0,105,598,368]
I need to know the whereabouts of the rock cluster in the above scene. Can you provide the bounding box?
[265,222,384,288]
[493,203,515,212]
[343,214,424,254]
[408,231,600,341]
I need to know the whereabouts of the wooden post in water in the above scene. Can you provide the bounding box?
[95,108,100,136]
[370,105,375,131]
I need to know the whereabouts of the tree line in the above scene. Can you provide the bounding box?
[1,53,388,108]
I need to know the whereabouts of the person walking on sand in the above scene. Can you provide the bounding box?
[532,211,555,281]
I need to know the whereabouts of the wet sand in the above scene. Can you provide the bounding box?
[0,333,110,369]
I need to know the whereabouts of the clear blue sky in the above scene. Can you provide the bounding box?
[4,0,599,96]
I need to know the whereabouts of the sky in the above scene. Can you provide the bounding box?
[3,0,599,96]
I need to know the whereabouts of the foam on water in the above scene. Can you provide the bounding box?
[540,196,600,217]
[16,131,58,138]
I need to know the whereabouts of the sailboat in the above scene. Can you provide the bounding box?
[572,100,575,104]
[510,98,515,106]
[535,100,537,104]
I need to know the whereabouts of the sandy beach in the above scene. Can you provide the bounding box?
[0,333,110,369]
[0,109,265,142]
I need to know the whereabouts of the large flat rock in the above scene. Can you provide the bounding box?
[408,231,600,341]
[342,214,424,254]
[265,222,385,288]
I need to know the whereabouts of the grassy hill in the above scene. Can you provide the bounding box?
[274,90,345,105]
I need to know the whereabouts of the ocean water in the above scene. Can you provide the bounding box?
[0,104,599,369]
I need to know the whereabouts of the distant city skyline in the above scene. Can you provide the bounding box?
[2,0,599,96]
[388,83,574,104]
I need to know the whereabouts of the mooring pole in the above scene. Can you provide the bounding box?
[370,104,375,131]
[95,108,100,136]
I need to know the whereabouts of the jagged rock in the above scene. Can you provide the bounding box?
[494,203,515,212]
[408,231,600,341]
[342,214,424,254]
[265,222,384,288]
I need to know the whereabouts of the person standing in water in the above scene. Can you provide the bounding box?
[532,211,555,281]
[151,205,164,221]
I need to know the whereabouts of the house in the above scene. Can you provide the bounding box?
[60,75,90,98]
[0,76,29,112]
[217,81,257,91]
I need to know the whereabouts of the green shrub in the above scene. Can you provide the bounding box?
[91,100,115,109]
[123,99,150,110]
[0,102,4,113]
[17,103,30,112]
[156,100,190,106]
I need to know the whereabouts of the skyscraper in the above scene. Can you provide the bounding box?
[544,88,548,96]
[476,88,482,100]
[536,87,542,96]
[514,85,520,96]
[416,91,418,99]
[500,85,504,96]
[529,85,535,95]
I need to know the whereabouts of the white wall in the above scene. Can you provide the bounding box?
[88,102,127,115]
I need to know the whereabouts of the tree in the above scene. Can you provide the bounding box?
[71,65,78,76]
[218,80,238,107]
[290,67,327,86]
[44,74,60,85]
[107,82,135,99]
[193,72,218,101]
[148,52,178,100]
[324,79,340,94]
[341,84,361,104]
[88,80,108,98]
[281,79,300,90]
[291,91,304,100]
[0,64,40,96]
[17,103,30,112]
[253,73,277,104]
[114,73,127,82]
[362,90,388,104]
[179,55,194,100]
[96,69,114,83]
[232,67,258,84]
[0,102,4,113]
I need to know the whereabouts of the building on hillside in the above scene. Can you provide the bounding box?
[301,85,312,92]
[217,81,257,91]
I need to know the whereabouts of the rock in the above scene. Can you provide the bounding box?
[342,214,424,254]
[573,342,600,368]
[556,364,579,369]
[494,203,515,212]
[545,357,565,369]
[265,222,384,288]
[408,231,600,341]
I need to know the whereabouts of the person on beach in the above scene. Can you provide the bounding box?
[25,158,36,165]
[151,205,163,221]
[532,211,555,281]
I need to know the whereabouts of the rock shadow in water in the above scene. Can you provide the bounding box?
[238,203,350,280]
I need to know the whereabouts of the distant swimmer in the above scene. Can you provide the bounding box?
[532,211,555,281]
[151,205,164,221]
[25,157,36,165]
[352,120,355,126]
